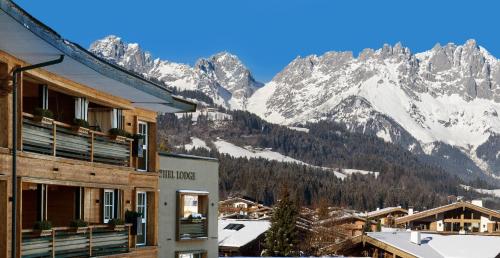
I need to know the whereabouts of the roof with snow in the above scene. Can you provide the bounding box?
[218,219,270,248]
[367,231,500,258]
[395,201,500,224]
[0,0,195,113]
[366,206,408,218]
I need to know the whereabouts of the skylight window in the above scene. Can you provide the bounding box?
[224,223,245,231]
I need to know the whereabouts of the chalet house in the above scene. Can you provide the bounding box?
[219,196,271,220]
[395,200,500,234]
[365,206,408,227]
[0,1,202,257]
[334,231,500,258]
[218,219,270,256]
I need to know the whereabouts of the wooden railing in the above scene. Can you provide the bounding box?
[22,113,132,167]
[178,218,208,240]
[21,225,131,258]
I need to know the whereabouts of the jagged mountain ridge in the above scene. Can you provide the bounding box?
[89,35,262,109]
[89,36,500,179]
[247,39,500,179]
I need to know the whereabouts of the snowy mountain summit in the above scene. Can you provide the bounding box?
[247,39,500,178]
[90,35,262,109]
[90,36,500,179]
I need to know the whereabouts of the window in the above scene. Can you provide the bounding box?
[137,121,148,171]
[224,223,245,231]
[103,189,115,223]
[176,251,206,258]
[177,191,209,240]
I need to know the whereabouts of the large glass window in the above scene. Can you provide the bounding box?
[177,192,209,240]
[103,189,115,223]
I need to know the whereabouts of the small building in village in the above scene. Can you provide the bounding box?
[158,153,219,258]
[335,231,500,258]
[219,196,272,220]
[218,219,270,256]
[395,200,500,234]
[365,206,408,227]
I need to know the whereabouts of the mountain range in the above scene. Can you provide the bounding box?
[90,36,500,181]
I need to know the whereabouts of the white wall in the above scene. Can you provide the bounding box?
[158,154,219,258]
[480,216,491,233]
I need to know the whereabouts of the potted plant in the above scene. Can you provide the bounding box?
[69,219,88,233]
[125,210,142,236]
[33,220,52,236]
[33,107,54,125]
[108,128,131,142]
[107,218,125,231]
[72,118,90,134]
[132,134,144,157]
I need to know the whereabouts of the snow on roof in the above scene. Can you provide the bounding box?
[366,206,407,218]
[218,219,270,248]
[368,232,500,258]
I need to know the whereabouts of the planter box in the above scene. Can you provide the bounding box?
[34,116,54,125]
[71,227,87,234]
[72,126,90,135]
[34,229,52,237]
[110,134,127,143]
[111,224,125,231]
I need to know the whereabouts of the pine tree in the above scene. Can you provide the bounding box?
[263,185,299,257]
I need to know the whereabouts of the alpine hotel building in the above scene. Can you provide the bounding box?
[0,1,218,257]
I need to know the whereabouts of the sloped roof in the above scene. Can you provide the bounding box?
[367,232,500,258]
[0,0,195,113]
[218,219,270,248]
[366,207,408,218]
[395,202,500,224]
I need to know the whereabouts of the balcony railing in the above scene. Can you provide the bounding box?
[22,113,132,167]
[21,225,131,258]
[178,218,208,240]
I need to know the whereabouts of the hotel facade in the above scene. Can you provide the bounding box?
[0,1,218,257]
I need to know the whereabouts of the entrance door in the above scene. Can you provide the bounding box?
[136,192,147,246]
[137,122,148,171]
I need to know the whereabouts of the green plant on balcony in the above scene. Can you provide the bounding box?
[72,118,90,134]
[125,210,143,236]
[33,220,52,236]
[108,218,125,231]
[132,134,145,157]
[109,128,132,141]
[70,219,89,233]
[33,107,54,124]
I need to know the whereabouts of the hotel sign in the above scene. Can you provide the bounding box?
[159,169,196,181]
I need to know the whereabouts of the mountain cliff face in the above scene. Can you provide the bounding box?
[89,36,500,180]
[247,39,500,178]
[89,35,262,109]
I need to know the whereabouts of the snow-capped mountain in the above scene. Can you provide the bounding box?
[90,36,500,179]
[247,39,500,178]
[89,35,262,109]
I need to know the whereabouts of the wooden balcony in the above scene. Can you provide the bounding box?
[21,225,132,258]
[22,113,132,167]
[178,218,208,240]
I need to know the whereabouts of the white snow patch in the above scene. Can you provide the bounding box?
[342,168,379,178]
[183,137,210,151]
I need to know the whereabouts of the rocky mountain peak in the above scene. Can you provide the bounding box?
[90,36,262,109]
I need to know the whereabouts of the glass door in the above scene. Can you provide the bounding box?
[136,191,147,246]
[103,189,115,223]
[137,121,148,171]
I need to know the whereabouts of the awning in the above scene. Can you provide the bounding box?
[0,0,196,113]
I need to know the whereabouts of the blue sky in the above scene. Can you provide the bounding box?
[15,0,500,82]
